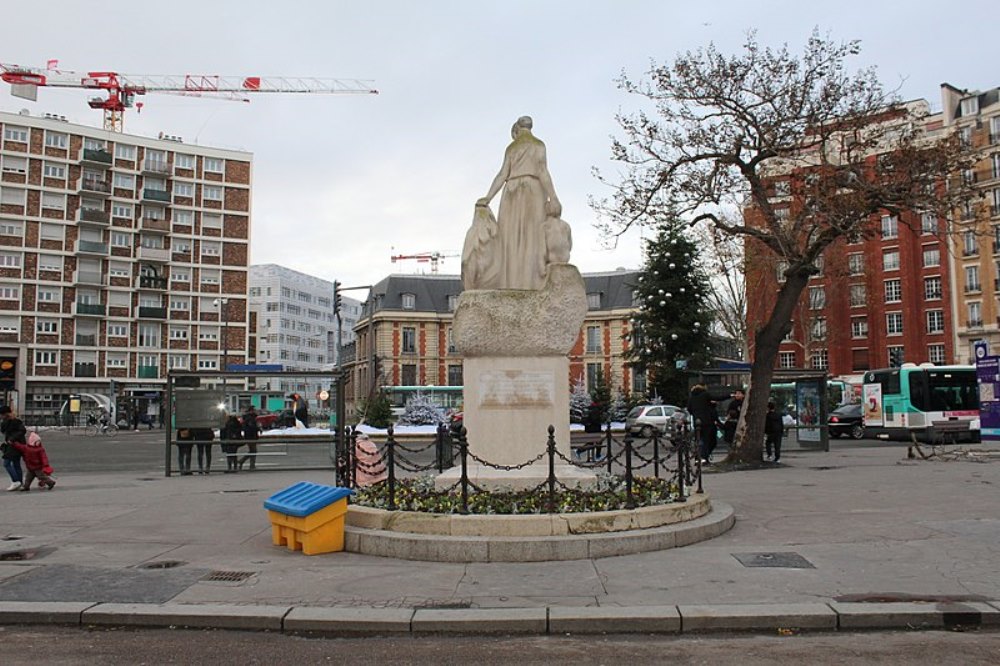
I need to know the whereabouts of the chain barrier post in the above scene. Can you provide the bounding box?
[348,426,358,489]
[696,423,705,494]
[603,420,612,465]
[459,427,470,514]
[653,427,661,479]
[676,421,687,502]
[386,424,397,511]
[624,432,635,509]
[547,425,557,514]
[435,422,446,473]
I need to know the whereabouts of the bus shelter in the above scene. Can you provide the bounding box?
[164,369,347,477]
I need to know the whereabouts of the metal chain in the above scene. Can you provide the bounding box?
[466,449,547,471]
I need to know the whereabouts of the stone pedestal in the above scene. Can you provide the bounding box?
[440,264,593,490]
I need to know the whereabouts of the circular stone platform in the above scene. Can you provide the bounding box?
[343,496,734,562]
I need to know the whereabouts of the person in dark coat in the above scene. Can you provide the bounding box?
[291,393,309,428]
[193,427,214,474]
[239,406,259,471]
[686,384,718,463]
[175,428,194,475]
[221,415,242,473]
[764,401,784,463]
[1,405,25,491]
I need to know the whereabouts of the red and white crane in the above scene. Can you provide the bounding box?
[390,251,459,274]
[0,61,377,131]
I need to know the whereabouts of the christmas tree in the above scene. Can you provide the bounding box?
[398,391,446,426]
[361,391,393,429]
[569,376,591,423]
[625,224,715,405]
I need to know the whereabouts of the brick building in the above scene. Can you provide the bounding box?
[342,270,641,418]
[0,110,252,421]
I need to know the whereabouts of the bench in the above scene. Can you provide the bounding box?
[928,419,971,446]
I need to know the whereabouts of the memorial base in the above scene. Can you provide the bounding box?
[434,462,596,491]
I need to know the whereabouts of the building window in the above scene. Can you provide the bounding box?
[0,187,26,206]
[38,254,62,272]
[0,253,21,268]
[106,353,127,368]
[42,163,66,179]
[111,231,130,247]
[851,348,870,371]
[810,318,827,341]
[113,173,135,189]
[37,288,57,302]
[586,325,601,353]
[884,279,901,303]
[401,364,417,386]
[41,193,65,210]
[35,350,58,365]
[968,302,983,328]
[851,317,868,339]
[169,355,189,370]
[0,155,27,174]
[886,312,903,335]
[809,349,828,370]
[779,352,796,369]
[965,266,981,293]
[926,310,945,334]
[175,154,194,169]
[447,294,459,312]
[198,358,218,371]
[203,185,223,201]
[401,326,416,353]
[587,292,602,309]
[204,157,224,173]
[114,144,136,159]
[401,293,416,310]
[775,260,789,282]
[44,132,67,149]
[36,319,58,334]
[888,345,905,367]
[3,125,28,142]
[448,365,463,386]
[921,212,937,234]
[0,221,22,236]
[963,231,978,256]
[960,97,980,117]
[928,344,946,365]
[881,215,898,239]
[107,323,128,337]
[0,286,20,300]
[924,277,942,300]
[112,203,132,218]
[174,182,194,198]
[169,327,188,340]
[922,246,940,267]
[632,367,647,394]
[202,213,222,229]
[201,241,221,256]
[170,298,190,311]
[773,180,791,197]
[882,250,900,271]
[173,210,193,226]
[586,362,602,391]
[848,253,864,275]
[808,286,825,309]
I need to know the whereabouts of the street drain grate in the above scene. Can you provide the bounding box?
[416,601,473,609]
[732,552,815,569]
[201,570,255,583]
[137,560,186,570]
[0,549,38,561]
[808,466,842,471]
[219,489,261,494]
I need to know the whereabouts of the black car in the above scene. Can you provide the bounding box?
[828,403,864,439]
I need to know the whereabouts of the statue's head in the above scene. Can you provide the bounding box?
[510,115,533,139]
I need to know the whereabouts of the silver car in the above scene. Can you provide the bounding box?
[625,404,685,437]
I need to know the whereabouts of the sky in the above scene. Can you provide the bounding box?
[2,1,997,289]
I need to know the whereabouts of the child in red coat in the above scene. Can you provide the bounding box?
[12,431,55,491]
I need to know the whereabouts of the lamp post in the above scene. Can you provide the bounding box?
[214,297,229,409]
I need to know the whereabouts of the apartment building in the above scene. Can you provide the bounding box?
[248,263,360,399]
[0,110,251,420]
[342,269,641,418]
[940,83,1000,362]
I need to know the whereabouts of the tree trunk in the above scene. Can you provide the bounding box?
[729,269,811,464]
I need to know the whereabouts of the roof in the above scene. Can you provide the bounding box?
[361,269,640,316]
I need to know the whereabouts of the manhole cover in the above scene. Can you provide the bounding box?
[732,552,815,569]
[137,560,186,570]
[201,570,255,583]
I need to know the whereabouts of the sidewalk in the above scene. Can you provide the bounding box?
[1,444,999,635]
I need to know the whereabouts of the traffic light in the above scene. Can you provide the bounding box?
[333,280,342,316]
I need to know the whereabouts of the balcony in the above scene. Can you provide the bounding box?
[74,362,98,378]
[74,302,106,317]
[75,334,97,346]
[79,177,111,195]
[142,159,171,175]
[138,275,168,290]
[966,283,983,294]
[968,319,984,329]
[140,216,170,233]
[72,269,105,286]
[137,365,159,379]
[81,148,112,166]
[77,207,109,225]
[142,188,171,203]
[137,306,168,319]
[75,239,109,256]
[137,245,170,263]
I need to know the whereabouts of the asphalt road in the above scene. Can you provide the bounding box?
[1,626,997,665]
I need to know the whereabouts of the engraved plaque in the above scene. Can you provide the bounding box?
[479,370,554,408]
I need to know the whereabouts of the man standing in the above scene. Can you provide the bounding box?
[686,384,718,464]
[291,394,309,429]
[1,405,25,491]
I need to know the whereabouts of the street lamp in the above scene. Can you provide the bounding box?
[214,298,229,409]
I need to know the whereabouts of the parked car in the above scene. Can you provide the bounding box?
[625,404,686,437]
[248,410,293,430]
[828,403,864,439]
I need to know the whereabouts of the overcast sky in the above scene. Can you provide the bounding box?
[3,1,997,288]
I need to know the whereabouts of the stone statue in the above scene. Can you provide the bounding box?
[472,116,563,291]
[461,202,501,291]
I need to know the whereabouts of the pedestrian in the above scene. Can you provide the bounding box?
[354,433,387,487]
[175,428,194,475]
[721,407,739,448]
[765,401,784,463]
[729,388,745,416]
[193,427,214,474]
[11,430,56,491]
[221,415,242,473]
[1,405,26,491]
[132,405,139,431]
[686,384,718,464]
[239,405,259,471]
[291,393,309,429]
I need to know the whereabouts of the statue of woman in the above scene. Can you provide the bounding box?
[477,116,562,290]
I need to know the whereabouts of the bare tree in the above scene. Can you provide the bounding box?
[592,30,975,463]
[699,225,748,359]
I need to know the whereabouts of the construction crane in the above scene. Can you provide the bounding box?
[0,61,377,131]
[390,251,459,274]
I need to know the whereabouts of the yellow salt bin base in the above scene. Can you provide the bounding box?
[267,497,349,555]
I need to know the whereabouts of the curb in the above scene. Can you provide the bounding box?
[2,600,998,636]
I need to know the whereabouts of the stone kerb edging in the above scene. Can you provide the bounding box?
[343,500,733,562]
[1,600,998,635]
[346,493,711,537]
